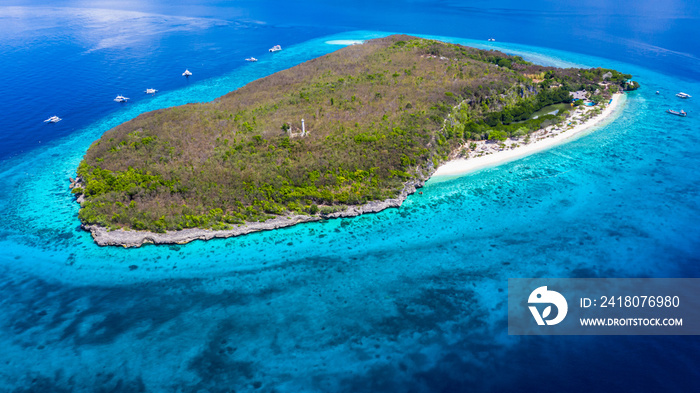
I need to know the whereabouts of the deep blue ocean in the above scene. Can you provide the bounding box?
[1,1,700,392]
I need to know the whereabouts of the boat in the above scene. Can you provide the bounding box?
[245,57,258,62]
[144,88,158,94]
[487,38,495,42]
[656,91,660,95]
[182,69,192,77]
[268,45,282,52]
[676,92,692,99]
[44,116,61,123]
[114,95,129,103]
[667,109,687,117]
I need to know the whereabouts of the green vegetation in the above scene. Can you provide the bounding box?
[74,35,634,232]
[624,80,641,91]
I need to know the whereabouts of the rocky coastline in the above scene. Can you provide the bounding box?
[71,175,430,248]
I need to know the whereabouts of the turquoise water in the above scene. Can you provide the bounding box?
[2,31,700,391]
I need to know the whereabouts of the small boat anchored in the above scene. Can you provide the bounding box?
[182,69,192,77]
[676,92,692,99]
[114,95,129,103]
[245,57,258,62]
[44,116,61,123]
[268,45,282,52]
[144,88,158,94]
[667,109,687,117]
[487,38,495,42]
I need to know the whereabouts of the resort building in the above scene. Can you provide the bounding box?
[570,90,587,100]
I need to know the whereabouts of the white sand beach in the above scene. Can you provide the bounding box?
[432,93,626,178]
[325,40,365,45]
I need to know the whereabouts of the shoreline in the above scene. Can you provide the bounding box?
[82,94,625,247]
[432,93,625,178]
[83,179,428,247]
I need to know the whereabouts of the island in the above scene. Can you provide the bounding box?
[70,35,638,247]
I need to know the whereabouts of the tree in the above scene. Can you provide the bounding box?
[488,130,508,142]
[484,112,502,127]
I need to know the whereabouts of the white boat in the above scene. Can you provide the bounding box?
[245,57,258,62]
[488,38,496,42]
[44,116,61,123]
[114,95,129,102]
[182,69,192,77]
[667,109,687,117]
[268,45,282,52]
[144,88,158,94]
[676,92,692,99]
